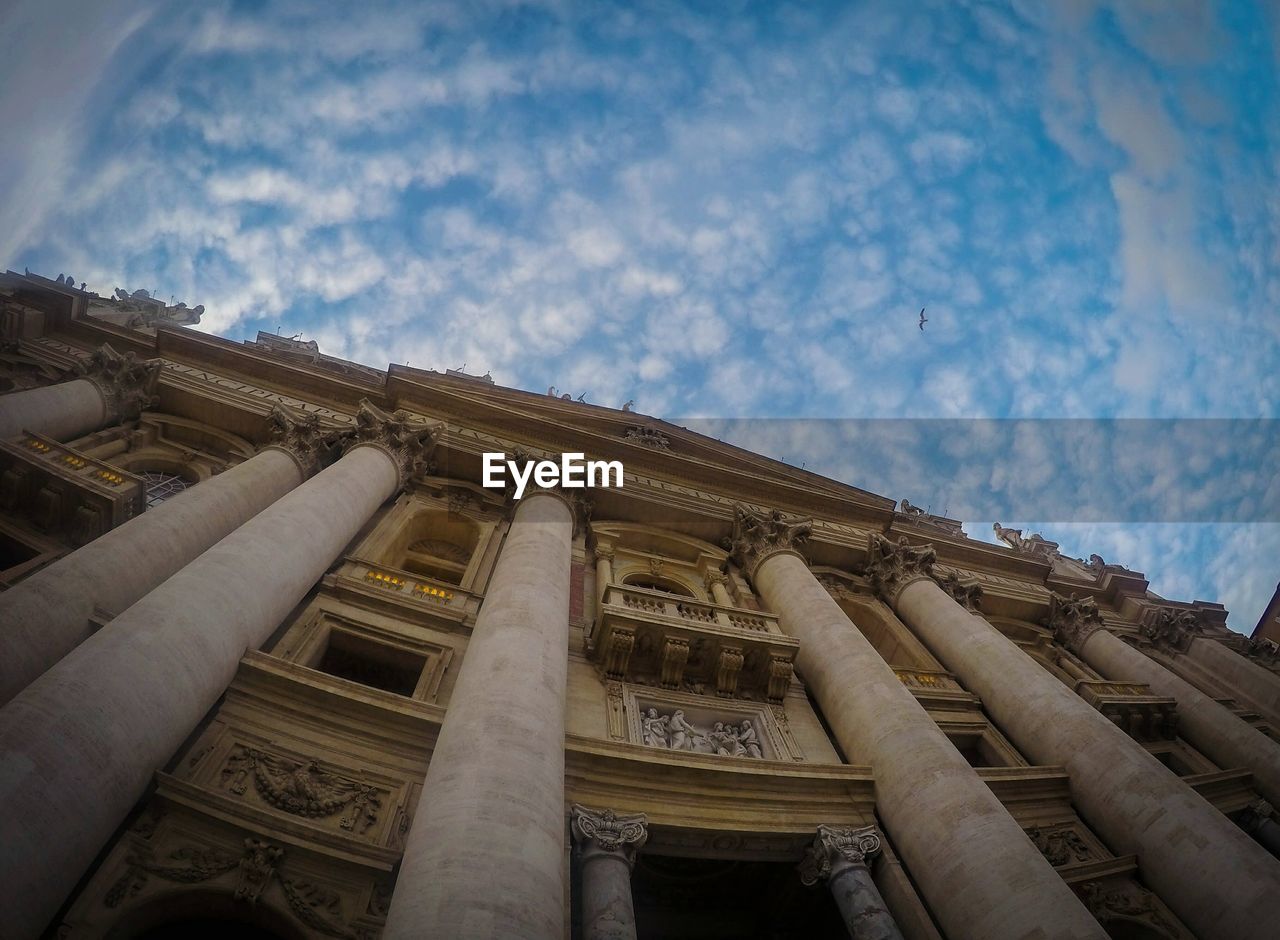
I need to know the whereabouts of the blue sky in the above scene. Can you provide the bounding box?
[2,0,1278,630]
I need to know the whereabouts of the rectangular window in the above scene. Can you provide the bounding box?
[314,630,427,697]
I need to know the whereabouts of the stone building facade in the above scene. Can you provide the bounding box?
[1,267,1280,940]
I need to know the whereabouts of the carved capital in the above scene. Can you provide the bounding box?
[724,504,812,580]
[344,399,436,486]
[1141,608,1203,653]
[864,534,936,605]
[571,804,648,868]
[933,569,983,612]
[798,824,882,886]
[77,343,161,423]
[262,403,347,477]
[1045,592,1107,655]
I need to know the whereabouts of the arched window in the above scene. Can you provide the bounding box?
[139,471,190,508]
[394,510,479,585]
[622,575,695,598]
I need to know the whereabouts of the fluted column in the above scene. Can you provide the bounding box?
[866,535,1280,940]
[1054,601,1280,809]
[0,344,159,441]
[798,824,903,940]
[0,401,431,939]
[571,805,647,940]
[0,405,340,704]
[385,488,577,940]
[730,508,1104,940]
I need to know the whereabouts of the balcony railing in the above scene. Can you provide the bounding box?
[590,582,798,703]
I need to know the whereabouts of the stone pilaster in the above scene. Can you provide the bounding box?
[0,438,406,937]
[384,490,574,940]
[881,562,1280,940]
[571,805,648,940]
[798,824,903,940]
[743,509,1103,940]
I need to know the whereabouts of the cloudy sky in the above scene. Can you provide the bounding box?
[3,0,1278,630]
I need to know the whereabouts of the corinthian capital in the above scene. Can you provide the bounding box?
[798,824,883,886]
[345,399,436,485]
[1140,608,1203,652]
[724,504,812,579]
[77,343,162,423]
[1045,592,1107,654]
[263,403,348,477]
[934,569,983,612]
[570,804,648,868]
[864,534,936,605]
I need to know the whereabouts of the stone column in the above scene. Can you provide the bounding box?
[596,546,614,605]
[729,508,1104,940]
[571,804,648,940]
[1187,635,1280,727]
[0,405,340,705]
[0,344,159,442]
[384,488,578,940]
[798,824,903,940]
[0,402,431,939]
[867,536,1280,940]
[706,570,733,607]
[1055,600,1280,809]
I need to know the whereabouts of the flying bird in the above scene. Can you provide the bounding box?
[918,307,928,331]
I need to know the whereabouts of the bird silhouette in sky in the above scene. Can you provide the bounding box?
[918,307,928,331]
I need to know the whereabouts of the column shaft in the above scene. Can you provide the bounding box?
[828,863,902,940]
[894,578,1280,940]
[1188,637,1280,727]
[0,448,304,704]
[580,852,639,940]
[0,445,400,939]
[0,378,107,441]
[1080,629,1280,807]
[385,491,574,940]
[754,553,1104,940]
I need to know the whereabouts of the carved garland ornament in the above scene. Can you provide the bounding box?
[1045,592,1107,655]
[864,534,936,605]
[797,824,883,886]
[724,504,812,580]
[221,746,382,832]
[77,343,162,423]
[346,399,436,485]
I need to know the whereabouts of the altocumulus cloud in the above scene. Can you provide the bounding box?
[2,0,1278,629]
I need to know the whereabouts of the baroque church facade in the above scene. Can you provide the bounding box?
[1,268,1280,940]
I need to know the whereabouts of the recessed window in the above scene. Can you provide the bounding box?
[139,471,190,508]
[315,630,426,697]
[623,576,694,598]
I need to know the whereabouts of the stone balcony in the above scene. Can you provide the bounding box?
[1074,680,1178,741]
[588,583,799,703]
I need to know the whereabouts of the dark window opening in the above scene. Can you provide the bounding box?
[315,632,426,697]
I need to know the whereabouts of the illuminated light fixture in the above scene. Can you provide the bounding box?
[365,570,405,590]
[92,469,126,486]
[60,454,87,469]
[413,583,454,602]
[23,438,51,453]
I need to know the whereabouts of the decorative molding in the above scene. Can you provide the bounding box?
[724,504,812,580]
[864,534,936,605]
[1027,825,1094,867]
[1045,592,1107,655]
[264,402,347,477]
[797,824,882,885]
[570,804,649,868]
[235,839,282,903]
[345,399,436,486]
[1140,608,1204,653]
[220,745,382,833]
[623,426,670,450]
[1079,881,1179,940]
[933,569,983,612]
[77,343,162,424]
